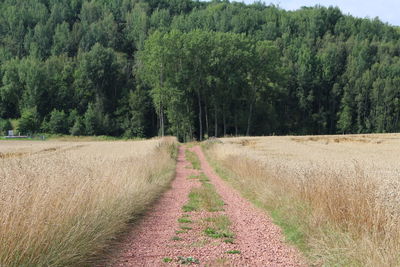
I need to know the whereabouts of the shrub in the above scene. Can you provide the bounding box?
[0,118,12,135]
[70,116,85,136]
[45,109,69,134]
[18,107,40,135]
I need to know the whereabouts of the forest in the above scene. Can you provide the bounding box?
[0,0,400,140]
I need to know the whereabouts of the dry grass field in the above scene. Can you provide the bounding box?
[204,134,400,266]
[0,137,177,266]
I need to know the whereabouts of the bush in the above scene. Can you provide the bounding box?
[83,102,114,136]
[70,116,85,136]
[45,109,69,134]
[18,108,40,135]
[84,103,97,135]
[68,109,79,129]
[0,118,12,135]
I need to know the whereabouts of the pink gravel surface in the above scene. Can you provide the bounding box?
[109,145,306,267]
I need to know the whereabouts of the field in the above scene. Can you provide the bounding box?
[0,138,177,266]
[2,134,400,266]
[204,134,400,266]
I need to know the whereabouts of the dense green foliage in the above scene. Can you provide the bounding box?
[0,0,399,139]
[0,118,12,135]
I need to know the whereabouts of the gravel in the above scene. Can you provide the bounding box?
[110,146,306,266]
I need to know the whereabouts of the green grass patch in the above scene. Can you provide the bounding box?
[178,218,193,224]
[183,181,224,212]
[163,257,173,263]
[177,256,199,265]
[198,173,209,183]
[171,236,182,241]
[203,215,234,239]
[223,238,234,244]
[185,150,201,170]
[188,174,200,179]
[181,226,192,230]
[270,208,306,251]
[226,250,241,254]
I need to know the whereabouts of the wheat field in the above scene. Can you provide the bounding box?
[205,134,400,266]
[0,137,177,266]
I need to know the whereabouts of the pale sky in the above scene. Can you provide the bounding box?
[233,0,400,26]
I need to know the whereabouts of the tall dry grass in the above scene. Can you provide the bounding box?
[204,139,400,266]
[0,137,177,266]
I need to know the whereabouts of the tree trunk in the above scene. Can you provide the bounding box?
[205,98,209,138]
[160,105,164,137]
[159,64,165,137]
[395,107,399,131]
[197,90,202,141]
[214,104,218,137]
[223,110,226,136]
[234,113,238,136]
[246,100,254,136]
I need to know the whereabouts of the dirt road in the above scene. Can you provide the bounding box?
[110,146,305,266]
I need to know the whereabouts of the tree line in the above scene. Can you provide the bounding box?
[0,0,400,139]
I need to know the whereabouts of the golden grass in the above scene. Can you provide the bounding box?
[204,134,400,266]
[0,137,177,266]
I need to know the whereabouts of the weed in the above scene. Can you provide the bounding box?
[178,217,193,223]
[182,205,196,212]
[223,238,234,244]
[176,230,187,234]
[204,216,234,239]
[188,174,200,179]
[204,228,234,239]
[178,256,200,265]
[163,257,173,263]
[183,181,224,212]
[198,173,210,183]
[185,150,201,170]
[181,226,192,230]
[171,236,182,241]
[226,250,241,254]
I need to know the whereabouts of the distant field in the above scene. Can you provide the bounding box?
[0,138,177,266]
[222,133,400,172]
[205,134,400,266]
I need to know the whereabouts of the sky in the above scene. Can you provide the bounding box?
[236,0,400,26]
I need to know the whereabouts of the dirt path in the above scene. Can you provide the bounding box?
[110,145,305,266]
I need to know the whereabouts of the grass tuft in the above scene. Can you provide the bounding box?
[178,217,193,224]
[223,238,234,244]
[203,216,234,239]
[183,178,224,212]
[185,150,201,170]
[163,257,173,263]
[178,256,200,265]
[171,236,182,241]
[226,250,241,254]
